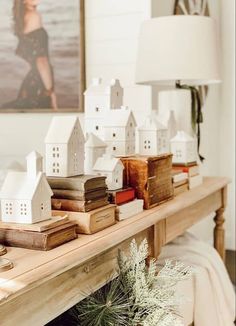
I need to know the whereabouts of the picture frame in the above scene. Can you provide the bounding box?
[0,0,85,113]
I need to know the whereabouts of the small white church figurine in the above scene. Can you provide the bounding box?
[103,107,137,156]
[0,151,53,224]
[93,154,124,190]
[84,133,107,175]
[138,114,168,156]
[84,78,124,137]
[45,116,85,177]
[170,131,197,164]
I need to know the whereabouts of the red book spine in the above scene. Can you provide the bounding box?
[116,188,135,205]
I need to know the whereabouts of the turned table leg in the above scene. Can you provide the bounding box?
[214,187,227,262]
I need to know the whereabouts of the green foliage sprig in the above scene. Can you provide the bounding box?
[73,239,192,326]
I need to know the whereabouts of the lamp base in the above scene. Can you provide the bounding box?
[158,89,194,137]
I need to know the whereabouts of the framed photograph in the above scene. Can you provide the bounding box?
[0,0,85,113]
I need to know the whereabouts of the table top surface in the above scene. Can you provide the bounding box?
[0,176,230,305]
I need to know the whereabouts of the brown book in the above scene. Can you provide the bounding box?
[174,183,189,196]
[52,188,107,201]
[0,215,69,233]
[172,161,197,168]
[173,179,188,188]
[0,222,77,251]
[172,164,199,177]
[52,197,109,212]
[47,175,107,191]
[52,205,116,234]
[121,154,173,209]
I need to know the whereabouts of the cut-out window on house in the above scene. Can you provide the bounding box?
[113,146,116,151]
[113,133,116,137]
[95,107,99,112]
[41,203,44,210]
[116,179,118,183]
[95,126,99,130]
[130,122,133,127]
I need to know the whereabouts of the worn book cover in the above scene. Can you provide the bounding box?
[172,164,199,177]
[0,222,77,251]
[47,175,107,191]
[52,197,109,212]
[116,199,144,221]
[107,187,135,205]
[53,205,116,234]
[0,215,69,232]
[121,154,173,209]
[174,183,189,196]
[52,188,107,201]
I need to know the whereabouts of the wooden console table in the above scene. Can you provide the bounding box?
[0,177,230,325]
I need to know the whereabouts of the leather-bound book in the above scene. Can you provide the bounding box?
[0,222,77,251]
[121,154,174,209]
[53,204,116,234]
[47,175,107,191]
[51,197,109,212]
[52,188,107,201]
[107,187,135,205]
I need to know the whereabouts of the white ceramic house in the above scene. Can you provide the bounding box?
[0,151,53,224]
[45,116,85,177]
[170,131,197,164]
[84,133,107,175]
[103,107,137,156]
[138,115,168,156]
[84,78,124,138]
[93,154,124,190]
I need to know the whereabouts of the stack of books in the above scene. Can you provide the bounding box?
[172,170,189,196]
[172,162,202,193]
[48,175,109,212]
[48,175,116,234]
[0,215,77,251]
[107,187,144,221]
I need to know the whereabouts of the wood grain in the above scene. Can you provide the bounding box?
[0,177,230,325]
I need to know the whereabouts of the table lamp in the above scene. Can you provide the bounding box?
[135,15,220,160]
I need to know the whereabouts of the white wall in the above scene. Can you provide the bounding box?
[218,0,235,249]
[85,0,153,124]
[0,0,234,249]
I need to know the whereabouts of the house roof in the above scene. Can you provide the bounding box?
[93,155,124,172]
[103,107,137,128]
[26,151,42,160]
[0,171,53,200]
[84,78,123,95]
[138,115,167,131]
[45,116,84,144]
[170,131,194,142]
[85,133,107,148]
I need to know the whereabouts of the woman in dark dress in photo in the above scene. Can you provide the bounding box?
[1,0,58,110]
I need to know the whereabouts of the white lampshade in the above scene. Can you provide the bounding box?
[135,16,220,86]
